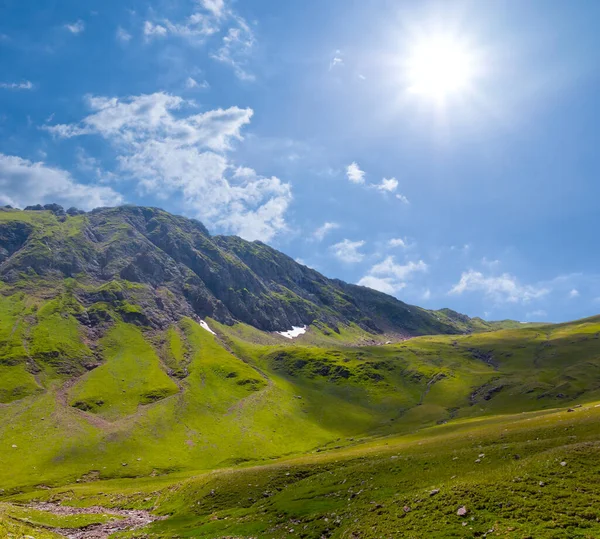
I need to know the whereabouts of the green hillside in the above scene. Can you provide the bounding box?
[2,205,600,537]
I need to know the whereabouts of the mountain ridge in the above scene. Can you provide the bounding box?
[0,203,510,337]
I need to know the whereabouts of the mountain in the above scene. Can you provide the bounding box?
[0,203,493,337]
[3,204,600,537]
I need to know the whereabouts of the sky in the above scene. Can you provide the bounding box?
[1,0,600,323]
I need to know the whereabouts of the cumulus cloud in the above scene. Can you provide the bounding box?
[388,238,407,248]
[144,21,168,37]
[314,221,340,241]
[568,288,579,298]
[358,256,427,294]
[200,0,226,18]
[357,275,404,295]
[331,239,365,263]
[346,162,365,184]
[449,270,549,303]
[0,81,33,90]
[45,92,291,241]
[0,153,122,210]
[65,20,85,34]
[371,257,428,280]
[375,177,398,192]
[345,164,408,202]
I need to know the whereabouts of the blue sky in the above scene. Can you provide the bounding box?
[1,0,600,323]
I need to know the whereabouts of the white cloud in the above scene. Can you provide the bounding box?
[144,21,167,37]
[185,77,210,89]
[200,0,226,18]
[0,81,33,90]
[232,166,257,179]
[314,221,340,241]
[346,162,365,184]
[388,238,407,248]
[358,257,427,295]
[357,275,405,295]
[449,270,549,303]
[345,164,408,201]
[116,27,132,42]
[568,288,580,298]
[331,239,365,263]
[143,1,255,80]
[0,153,122,210]
[329,50,344,71]
[210,17,255,81]
[45,92,291,242]
[481,257,500,268]
[370,257,427,280]
[65,20,85,34]
[375,177,398,192]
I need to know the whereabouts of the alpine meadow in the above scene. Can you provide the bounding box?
[2,1,600,538]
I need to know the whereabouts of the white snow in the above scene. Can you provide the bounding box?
[277,325,307,339]
[199,320,216,335]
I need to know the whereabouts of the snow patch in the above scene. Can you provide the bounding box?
[277,325,307,339]
[199,320,216,335]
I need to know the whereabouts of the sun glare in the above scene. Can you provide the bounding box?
[407,36,474,99]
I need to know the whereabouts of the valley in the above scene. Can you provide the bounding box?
[2,206,600,538]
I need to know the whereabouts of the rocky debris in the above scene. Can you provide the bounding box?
[0,220,33,264]
[560,461,567,467]
[470,381,505,404]
[467,348,499,369]
[27,502,165,539]
[430,489,440,496]
[457,506,468,517]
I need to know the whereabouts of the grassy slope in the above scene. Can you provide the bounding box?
[68,323,179,418]
[1,307,600,493]
[4,403,600,538]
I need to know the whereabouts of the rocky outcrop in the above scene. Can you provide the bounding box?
[0,204,475,335]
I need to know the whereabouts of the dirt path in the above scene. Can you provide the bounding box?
[28,502,165,538]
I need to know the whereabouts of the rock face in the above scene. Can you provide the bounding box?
[0,204,478,335]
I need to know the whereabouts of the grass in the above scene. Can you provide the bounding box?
[0,504,63,538]
[68,322,179,418]
[2,278,600,536]
[0,364,41,403]
[5,403,600,538]
[1,503,120,528]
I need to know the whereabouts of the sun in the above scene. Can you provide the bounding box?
[406,35,475,99]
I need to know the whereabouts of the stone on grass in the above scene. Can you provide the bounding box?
[430,489,440,496]
[457,506,468,516]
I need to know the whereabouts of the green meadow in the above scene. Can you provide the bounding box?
[2,282,600,537]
